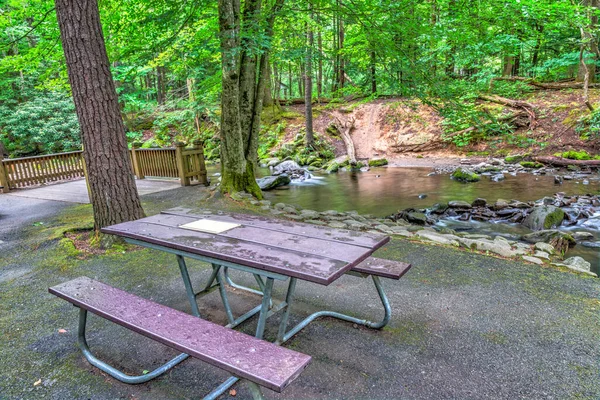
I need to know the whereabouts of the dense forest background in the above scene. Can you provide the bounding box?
[1,0,600,159]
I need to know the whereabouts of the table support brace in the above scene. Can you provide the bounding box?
[275,275,391,344]
[77,308,189,384]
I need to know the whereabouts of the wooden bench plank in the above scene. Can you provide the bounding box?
[101,221,357,285]
[137,213,373,264]
[351,257,412,280]
[49,277,311,392]
[161,209,389,249]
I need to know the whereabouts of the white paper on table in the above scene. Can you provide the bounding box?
[178,219,241,234]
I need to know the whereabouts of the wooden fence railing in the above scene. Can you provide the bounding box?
[0,151,85,192]
[0,141,208,194]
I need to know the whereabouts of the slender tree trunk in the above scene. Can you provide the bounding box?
[578,0,598,82]
[263,64,273,107]
[338,2,345,90]
[288,62,293,98]
[156,66,165,104]
[305,11,314,147]
[370,50,377,94]
[317,28,323,100]
[54,0,145,234]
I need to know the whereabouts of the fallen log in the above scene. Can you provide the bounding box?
[478,94,537,129]
[490,76,600,90]
[532,156,600,167]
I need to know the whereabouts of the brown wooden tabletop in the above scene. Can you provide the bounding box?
[101,208,390,285]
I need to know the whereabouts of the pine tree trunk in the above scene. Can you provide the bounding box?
[54,0,145,233]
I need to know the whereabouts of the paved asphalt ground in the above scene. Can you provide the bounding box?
[0,185,599,399]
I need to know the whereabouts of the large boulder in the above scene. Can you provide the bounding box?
[522,205,565,231]
[554,256,596,276]
[256,174,291,190]
[451,167,480,183]
[273,160,311,181]
[273,160,301,175]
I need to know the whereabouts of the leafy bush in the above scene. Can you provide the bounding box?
[0,92,81,157]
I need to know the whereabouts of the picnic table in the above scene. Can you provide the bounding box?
[50,208,411,399]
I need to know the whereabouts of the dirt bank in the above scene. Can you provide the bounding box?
[278,89,600,163]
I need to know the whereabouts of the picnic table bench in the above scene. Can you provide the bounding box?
[49,277,310,399]
[50,208,412,398]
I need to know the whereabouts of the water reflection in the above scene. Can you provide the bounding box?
[263,167,600,216]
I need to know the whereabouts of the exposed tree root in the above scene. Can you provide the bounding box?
[478,94,538,129]
[328,113,357,165]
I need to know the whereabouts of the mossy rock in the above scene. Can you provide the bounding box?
[519,161,543,169]
[523,205,565,231]
[451,167,480,183]
[368,158,389,167]
[505,154,525,164]
[326,162,340,173]
[479,166,502,173]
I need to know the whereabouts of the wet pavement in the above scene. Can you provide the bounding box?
[0,185,598,399]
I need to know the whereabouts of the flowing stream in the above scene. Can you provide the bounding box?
[257,166,600,274]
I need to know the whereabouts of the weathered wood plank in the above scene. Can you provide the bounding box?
[101,220,358,285]
[352,257,412,280]
[135,213,373,263]
[49,277,311,392]
[161,209,389,249]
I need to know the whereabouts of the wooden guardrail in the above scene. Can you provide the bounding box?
[0,141,208,194]
[0,151,84,193]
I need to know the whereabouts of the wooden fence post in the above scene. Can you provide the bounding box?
[192,139,209,186]
[131,142,144,179]
[0,156,10,193]
[175,142,190,186]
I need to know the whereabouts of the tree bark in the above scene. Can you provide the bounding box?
[305,9,314,147]
[54,0,145,234]
[218,0,284,198]
[370,50,377,94]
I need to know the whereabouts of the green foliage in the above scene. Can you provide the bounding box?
[576,109,600,141]
[258,122,287,160]
[440,102,514,147]
[0,92,80,157]
[556,150,600,160]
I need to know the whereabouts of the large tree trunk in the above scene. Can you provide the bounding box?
[218,0,284,198]
[54,0,145,234]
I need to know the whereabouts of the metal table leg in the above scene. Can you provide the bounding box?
[203,277,276,399]
[77,308,189,384]
[177,255,201,317]
[276,275,392,344]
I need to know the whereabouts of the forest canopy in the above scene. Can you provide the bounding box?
[1,0,599,157]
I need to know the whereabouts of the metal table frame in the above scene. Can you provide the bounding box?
[82,238,391,399]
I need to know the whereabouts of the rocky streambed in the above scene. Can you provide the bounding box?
[228,191,598,277]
